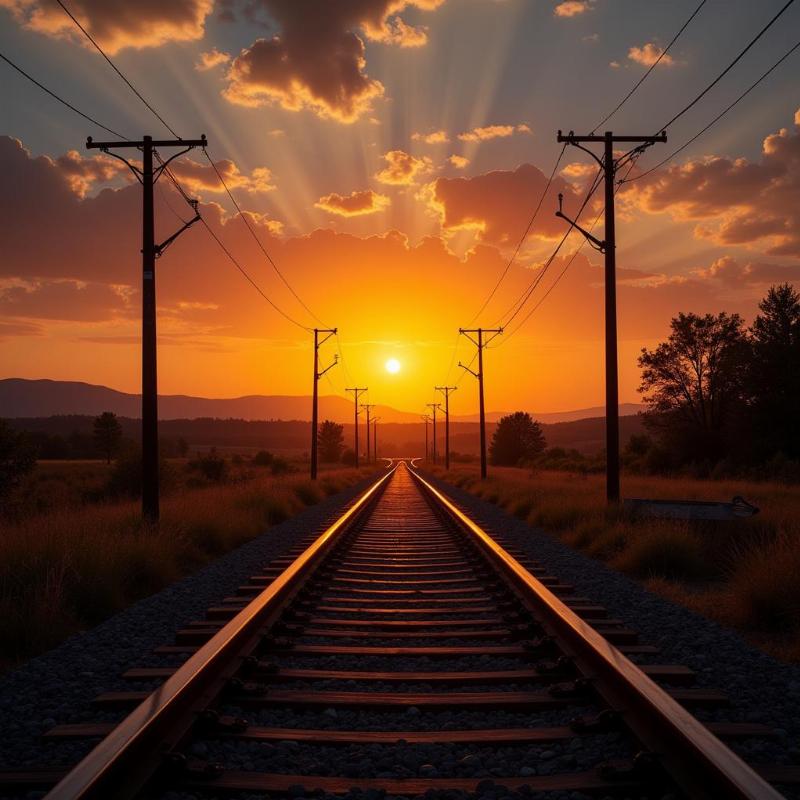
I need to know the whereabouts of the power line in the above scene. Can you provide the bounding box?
[658,0,796,132]
[467,143,567,324]
[591,0,707,134]
[624,36,800,183]
[55,0,179,138]
[202,148,327,327]
[0,51,124,139]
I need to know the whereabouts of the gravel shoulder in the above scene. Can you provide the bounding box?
[422,470,800,785]
[0,474,378,770]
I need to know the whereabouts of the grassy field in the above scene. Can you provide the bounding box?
[0,458,374,671]
[431,464,800,662]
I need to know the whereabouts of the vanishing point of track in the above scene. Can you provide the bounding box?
[6,461,797,799]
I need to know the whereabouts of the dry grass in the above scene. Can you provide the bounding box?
[434,464,800,662]
[0,465,371,671]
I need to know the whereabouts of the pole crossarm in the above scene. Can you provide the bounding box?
[557,130,667,144]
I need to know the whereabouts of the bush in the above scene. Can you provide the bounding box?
[253,450,274,467]
[270,457,291,475]
[341,448,357,467]
[614,526,707,581]
[188,449,227,483]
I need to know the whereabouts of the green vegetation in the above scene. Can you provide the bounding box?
[489,411,546,467]
[0,456,372,671]
[435,464,800,662]
[317,419,345,462]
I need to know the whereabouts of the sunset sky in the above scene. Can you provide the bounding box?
[2,0,800,416]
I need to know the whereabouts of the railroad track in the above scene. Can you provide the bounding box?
[2,461,797,799]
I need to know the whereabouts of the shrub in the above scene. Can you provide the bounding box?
[188,449,227,483]
[270,457,291,475]
[253,450,274,467]
[614,526,706,581]
[341,448,357,467]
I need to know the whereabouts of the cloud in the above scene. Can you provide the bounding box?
[582,33,599,42]
[196,47,231,71]
[315,189,390,217]
[628,42,674,67]
[623,107,800,256]
[425,162,577,245]
[695,255,800,287]
[375,150,433,185]
[554,1,592,18]
[222,0,445,123]
[0,279,134,321]
[169,158,276,195]
[561,162,596,180]
[412,130,450,144]
[54,149,131,197]
[458,124,531,143]
[448,155,469,169]
[0,0,213,54]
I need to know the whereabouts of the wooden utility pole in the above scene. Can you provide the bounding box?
[435,386,456,470]
[361,404,375,465]
[459,328,502,479]
[556,129,666,503]
[346,387,366,467]
[310,328,337,479]
[372,416,380,461]
[426,403,441,465]
[421,414,430,461]
[86,134,206,523]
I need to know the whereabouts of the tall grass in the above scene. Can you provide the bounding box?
[433,465,800,661]
[0,467,370,671]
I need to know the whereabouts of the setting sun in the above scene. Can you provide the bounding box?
[385,358,401,374]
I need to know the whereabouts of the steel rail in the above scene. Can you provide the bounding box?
[407,466,784,800]
[45,465,397,800]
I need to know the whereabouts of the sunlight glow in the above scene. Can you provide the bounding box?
[385,358,402,374]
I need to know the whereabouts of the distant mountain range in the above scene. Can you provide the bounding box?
[0,379,643,424]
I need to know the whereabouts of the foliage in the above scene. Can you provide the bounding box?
[253,450,274,467]
[270,456,291,475]
[638,311,748,463]
[340,447,357,466]
[318,420,345,462]
[489,411,546,466]
[188,448,227,482]
[0,420,36,497]
[92,411,123,464]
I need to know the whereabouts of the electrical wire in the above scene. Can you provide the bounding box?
[202,149,329,327]
[591,0,707,134]
[624,36,800,183]
[54,0,179,138]
[0,51,124,139]
[467,143,567,324]
[658,0,796,132]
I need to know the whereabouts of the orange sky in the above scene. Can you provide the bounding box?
[2,1,800,416]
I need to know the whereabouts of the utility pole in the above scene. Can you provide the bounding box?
[459,328,502,480]
[556,129,666,503]
[426,403,441,465]
[361,404,375,465]
[435,386,456,470]
[310,328,338,480]
[372,416,380,462]
[86,134,206,523]
[346,387,367,468]
[421,414,431,461]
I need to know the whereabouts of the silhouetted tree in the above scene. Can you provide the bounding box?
[489,412,546,466]
[748,284,800,458]
[318,420,344,463]
[0,420,36,497]
[93,411,122,464]
[638,312,749,462]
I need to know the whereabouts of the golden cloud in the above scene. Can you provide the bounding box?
[375,150,433,185]
[628,42,674,67]
[412,130,450,144]
[553,1,592,18]
[448,155,469,169]
[169,158,276,195]
[196,47,231,71]
[315,189,390,217]
[457,124,531,143]
[223,1,446,123]
[0,0,213,54]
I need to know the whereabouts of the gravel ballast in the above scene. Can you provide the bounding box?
[0,474,378,774]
